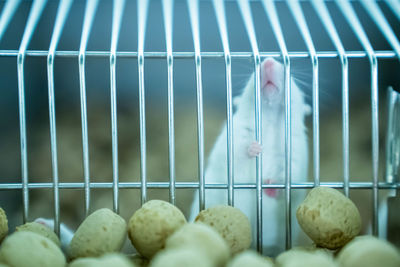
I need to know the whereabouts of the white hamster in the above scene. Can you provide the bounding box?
[189,57,311,256]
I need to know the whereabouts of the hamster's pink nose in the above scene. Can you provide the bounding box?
[262,58,276,84]
[264,59,275,69]
[261,58,279,96]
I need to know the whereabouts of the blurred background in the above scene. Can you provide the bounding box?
[0,0,399,252]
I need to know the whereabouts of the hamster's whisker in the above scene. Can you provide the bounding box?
[292,77,310,88]
[292,72,312,79]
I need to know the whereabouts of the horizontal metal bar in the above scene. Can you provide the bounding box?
[0,50,397,58]
[0,181,398,190]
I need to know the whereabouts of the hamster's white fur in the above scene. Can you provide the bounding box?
[34,217,74,252]
[189,58,311,256]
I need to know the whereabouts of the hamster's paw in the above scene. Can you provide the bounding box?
[247,141,263,157]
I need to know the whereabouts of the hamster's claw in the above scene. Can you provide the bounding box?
[247,141,263,157]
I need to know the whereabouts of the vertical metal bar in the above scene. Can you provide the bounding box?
[212,0,234,207]
[78,0,99,216]
[386,0,400,22]
[341,67,350,198]
[110,0,125,214]
[225,56,233,206]
[237,0,263,252]
[287,0,320,187]
[261,0,292,250]
[362,0,400,59]
[17,0,47,223]
[362,0,400,202]
[254,57,262,252]
[364,8,399,222]
[187,0,205,212]
[311,0,350,197]
[47,0,73,236]
[361,0,400,236]
[336,0,379,237]
[138,0,150,205]
[361,0,400,215]
[0,0,21,42]
[385,87,400,184]
[162,0,176,205]
[370,57,379,236]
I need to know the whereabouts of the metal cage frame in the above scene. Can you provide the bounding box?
[0,0,399,252]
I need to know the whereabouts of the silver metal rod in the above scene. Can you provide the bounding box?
[0,0,21,42]
[225,58,234,207]
[78,0,99,217]
[341,60,350,198]
[213,0,234,206]
[262,0,292,250]
[362,0,400,60]
[371,60,379,236]
[311,0,350,197]
[0,50,397,58]
[47,0,73,237]
[386,87,400,184]
[17,0,48,223]
[138,0,150,205]
[187,0,205,211]
[162,0,176,205]
[0,181,398,190]
[237,0,263,252]
[138,55,147,205]
[110,0,125,214]
[386,0,400,22]
[336,0,380,237]
[288,0,320,187]
[17,51,28,224]
[254,57,263,253]
[360,0,400,234]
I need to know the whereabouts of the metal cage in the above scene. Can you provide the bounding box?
[0,0,399,254]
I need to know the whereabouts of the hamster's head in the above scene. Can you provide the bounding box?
[260,57,285,104]
[235,57,310,116]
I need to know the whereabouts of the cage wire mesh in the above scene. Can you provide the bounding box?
[0,0,399,255]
